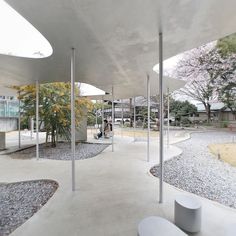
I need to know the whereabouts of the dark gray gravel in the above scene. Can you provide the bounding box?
[150,131,236,208]
[0,180,58,236]
[10,142,109,160]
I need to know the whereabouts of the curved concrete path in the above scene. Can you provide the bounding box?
[0,130,236,236]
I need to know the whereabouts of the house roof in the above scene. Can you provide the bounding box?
[196,102,226,112]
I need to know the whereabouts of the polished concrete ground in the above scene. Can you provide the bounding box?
[0,129,236,236]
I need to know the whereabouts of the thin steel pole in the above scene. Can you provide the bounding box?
[121,99,124,136]
[159,32,164,203]
[133,97,136,142]
[71,48,76,191]
[112,86,114,152]
[7,100,9,117]
[102,97,104,139]
[94,100,98,135]
[147,75,150,162]
[95,100,98,128]
[36,80,39,160]
[18,91,21,148]
[6,100,9,116]
[4,100,7,117]
[167,88,170,148]
[30,117,33,140]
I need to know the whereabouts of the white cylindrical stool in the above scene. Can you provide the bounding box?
[175,195,202,233]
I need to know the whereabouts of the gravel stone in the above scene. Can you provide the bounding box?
[0,180,58,236]
[150,131,236,209]
[10,142,109,160]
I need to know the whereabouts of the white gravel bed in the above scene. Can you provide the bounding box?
[10,142,109,160]
[0,180,58,236]
[150,131,236,209]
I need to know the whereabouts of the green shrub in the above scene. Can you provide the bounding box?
[221,121,228,128]
[181,117,191,125]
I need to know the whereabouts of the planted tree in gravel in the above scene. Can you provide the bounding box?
[14,83,91,147]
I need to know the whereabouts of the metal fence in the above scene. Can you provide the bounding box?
[0,100,19,117]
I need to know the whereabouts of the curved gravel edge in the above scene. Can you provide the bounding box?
[0,179,58,236]
[150,131,236,209]
[10,142,109,160]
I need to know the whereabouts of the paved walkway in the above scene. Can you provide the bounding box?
[0,129,236,235]
[0,131,46,154]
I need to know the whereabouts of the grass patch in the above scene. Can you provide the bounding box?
[208,143,236,167]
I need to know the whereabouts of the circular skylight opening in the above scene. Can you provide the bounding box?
[79,83,106,97]
[0,0,53,58]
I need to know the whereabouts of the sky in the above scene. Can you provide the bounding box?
[153,54,182,75]
[0,0,52,58]
[79,83,105,96]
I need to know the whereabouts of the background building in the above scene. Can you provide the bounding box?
[0,95,19,132]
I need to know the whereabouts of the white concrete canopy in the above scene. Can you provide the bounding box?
[0,86,17,97]
[0,0,236,91]
[85,75,185,100]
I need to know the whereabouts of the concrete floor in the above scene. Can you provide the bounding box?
[2,130,46,153]
[0,129,236,236]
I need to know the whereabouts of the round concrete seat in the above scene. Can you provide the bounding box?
[175,195,202,233]
[138,216,187,236]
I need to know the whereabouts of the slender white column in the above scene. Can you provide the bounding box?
[147,75,150,162]
[18,91,21,148]
[121,99,124,136]
[133,97,136,142]
[159,32,164,203]
[167,88,170,148]
[36,80,39,160]
[102,97,104,139]
[71,48,76,191]
[95,100,98,128]
[4,101,7,117]
[30,117,33,140]
[112,86,114,152]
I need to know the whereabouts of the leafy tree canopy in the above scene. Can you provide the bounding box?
[217,33,236,56]
[14,82,92,147]
[170,99,197,121]
[216,34,236,118]
[176,38,236,122]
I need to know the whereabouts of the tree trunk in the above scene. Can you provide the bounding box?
[203,102,211,123]
[39,120,43,130]
[56,129,58,142]
[46,131,48,144]
[51,128,56,147]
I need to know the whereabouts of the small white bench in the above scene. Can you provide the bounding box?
[175,195,202,233]
[138,216,187,236]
